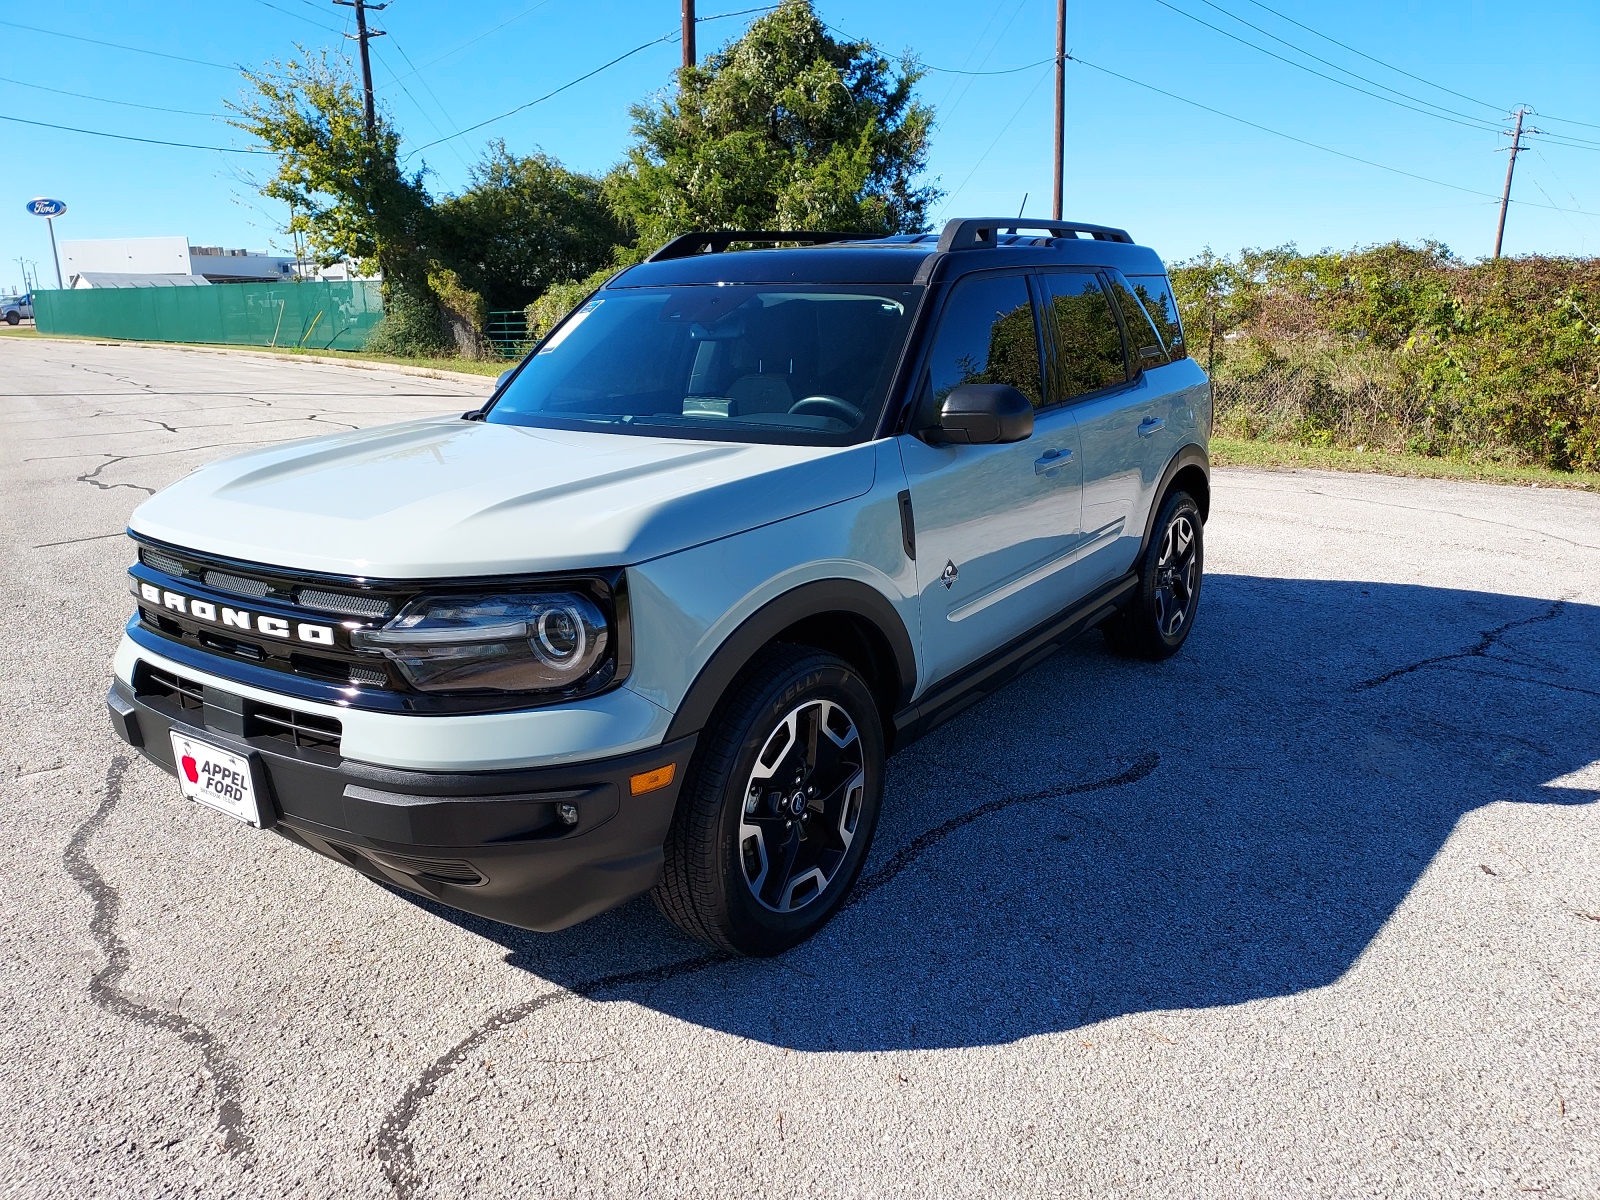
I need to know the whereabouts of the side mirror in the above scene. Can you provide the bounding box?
[934,384,1034,445]
[496,370,513,392]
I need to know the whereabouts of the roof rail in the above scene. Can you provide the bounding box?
[935,218,1133,252]
[645,230,870,262]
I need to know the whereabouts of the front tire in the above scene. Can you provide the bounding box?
[4,312,18,326]
[653,645,885,956]
[1102,489,1203,661]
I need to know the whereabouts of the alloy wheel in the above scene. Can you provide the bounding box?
[738,699,866,913]
[1153,512,1198,638]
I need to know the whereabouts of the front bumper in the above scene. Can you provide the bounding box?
[108,679,696,932]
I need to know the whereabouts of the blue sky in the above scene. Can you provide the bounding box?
[4,0,1600,295]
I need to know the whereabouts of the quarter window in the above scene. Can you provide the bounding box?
[922,274,1043,412]
[1038,271,1128,402]
[1126,274,1188,360]
[1109,275,1169,370]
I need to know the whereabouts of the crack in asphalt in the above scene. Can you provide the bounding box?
[76,455,156,496]
[1301,489,1600,553]
[33,530,128,549]
[1352,600,1569,692]
[373,750,1160,1199]
[64,757,255,1164]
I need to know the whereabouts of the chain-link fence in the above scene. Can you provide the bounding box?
[1209,356,1445,455]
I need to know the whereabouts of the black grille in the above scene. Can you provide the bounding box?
[138,663,204,711]
[203,569,272,598]
[245,702,342,756]
[360,848,486,887]
[139,548,188,577]
[297,587,391,618]
[133,662,343,759]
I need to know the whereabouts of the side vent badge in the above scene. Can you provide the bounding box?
[940,560,959,589]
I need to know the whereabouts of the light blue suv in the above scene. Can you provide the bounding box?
[108,218,1209,956]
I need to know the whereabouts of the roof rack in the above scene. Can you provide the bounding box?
[935,218,1133,252]
[645,230,869,262]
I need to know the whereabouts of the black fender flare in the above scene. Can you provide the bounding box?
[1136,442,1211,562]
[662,579,918,742]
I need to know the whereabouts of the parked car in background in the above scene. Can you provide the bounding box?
[2,293,33,324]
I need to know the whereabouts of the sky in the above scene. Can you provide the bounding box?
[4,0,1600,296]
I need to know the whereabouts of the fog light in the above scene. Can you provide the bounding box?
[556,802,579,826]
[629,764,676,795]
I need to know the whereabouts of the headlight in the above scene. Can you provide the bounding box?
[351,592,610,693]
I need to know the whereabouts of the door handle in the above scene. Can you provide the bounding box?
[1034,447,1073,475]
[1137,416,1165,437]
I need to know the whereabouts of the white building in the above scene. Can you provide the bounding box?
[60,236,297,287]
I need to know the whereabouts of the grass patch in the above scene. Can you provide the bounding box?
[216,343,509,377]
[0,325,41,337]
[1212,436,1600,491]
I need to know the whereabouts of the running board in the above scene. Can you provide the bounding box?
[890,572,1138,750]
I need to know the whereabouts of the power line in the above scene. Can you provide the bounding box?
[0,72,223,118]
[383,0,557,86]
[1182,0,1502,127]
[1066,53,1600,218]
[0,111,264,153]
[247,0,344,34]
[1232,0,1503,113]
[924,58,1052,76]
[937,69,1054,222]
[1147,0,1502,134]
[400,7,772,158]
[404,31,677,156]
[0,18,236,70]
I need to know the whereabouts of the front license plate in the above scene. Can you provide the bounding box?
[169,730,264,828]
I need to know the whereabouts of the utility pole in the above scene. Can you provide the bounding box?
[1052,0,1066,220]
[333,0,387,138]
[1493,106,1535,259]
[681,0,696,72]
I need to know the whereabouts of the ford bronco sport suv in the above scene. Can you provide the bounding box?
[107,218,1209,956]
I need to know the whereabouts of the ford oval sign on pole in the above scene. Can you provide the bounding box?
[25,198,67,289]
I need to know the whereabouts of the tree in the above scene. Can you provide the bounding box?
[434,143,626,312]
[606,0,939,249]
[228,49,431,283]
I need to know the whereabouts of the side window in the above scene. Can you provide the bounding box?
[1126,274,1188,360]
[923,273,1043,412]
[1038,271,1128,402]
[1108,274,1169,369]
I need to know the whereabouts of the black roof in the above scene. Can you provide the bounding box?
[612,218,1170,288]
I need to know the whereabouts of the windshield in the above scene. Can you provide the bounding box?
[487,284,922,444]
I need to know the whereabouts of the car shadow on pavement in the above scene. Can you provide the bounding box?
[395,574,1600,1051]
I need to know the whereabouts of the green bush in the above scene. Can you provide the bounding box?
[1171,244,1600,472]
[364,280,447,357]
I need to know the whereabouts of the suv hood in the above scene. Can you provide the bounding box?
[129,416,877,578]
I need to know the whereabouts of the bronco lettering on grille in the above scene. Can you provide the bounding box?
[136,580,336,646]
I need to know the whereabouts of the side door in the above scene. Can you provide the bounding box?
[898,271,1085,690]
[1037,268,1159,593]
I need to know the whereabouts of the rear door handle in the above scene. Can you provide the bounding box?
[1137,416,1165,437]
[1034,447,1073,475]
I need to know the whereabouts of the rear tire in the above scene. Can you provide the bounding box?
[1102,489,1203,661]
[4,312,18,326]
[652,645,885,956]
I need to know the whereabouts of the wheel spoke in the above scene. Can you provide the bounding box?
[739,697,865,913]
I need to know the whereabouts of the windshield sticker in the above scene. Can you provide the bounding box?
[537,299,603,354]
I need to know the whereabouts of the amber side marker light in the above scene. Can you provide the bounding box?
[629,764,676,795]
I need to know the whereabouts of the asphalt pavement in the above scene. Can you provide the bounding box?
[1,338,1596,1199]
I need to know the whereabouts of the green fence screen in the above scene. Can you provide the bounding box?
[33,280,383,351]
